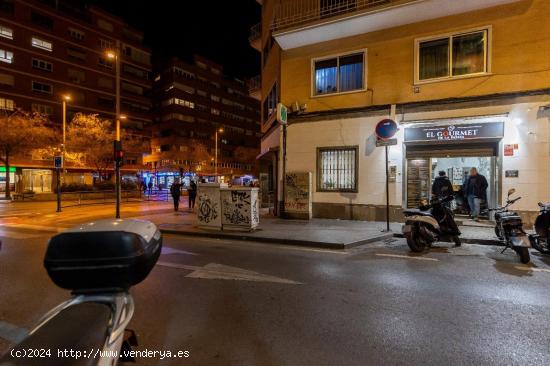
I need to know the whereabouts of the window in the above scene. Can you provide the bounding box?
[122,82,143,95]
[0,73,14,86]
[68,27,85,41]
[0,48,13,63]
[31,37,52,51]
[97,19,113,32]
[99,38,113,50]
[98,77,114,89]
[317,147,358,192]
[0,97,14,110]
[417,29,488,82]
[211,95,220,102]
[122,46,150,65]
[31,12,53,30]
[32,58,52,72]
[313,51,364,96]
[263,82,277,122]
[123,64,149,80]
[197,90,207,97]
[0,25,12,39]
[68,68,85,84]
[211,108,220,116]
[67,47,86,61]
[98,57,113,69]
[32,81,52,94]
[98,96,114,108]
[32,103,52,115]
[162,98,194,109]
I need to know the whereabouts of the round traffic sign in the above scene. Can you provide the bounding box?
[375,119,398,140]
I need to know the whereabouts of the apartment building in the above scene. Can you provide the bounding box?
[145,56,261,188]
[261,0,550,224]
[250,0,283,213]
[0,0,152,193]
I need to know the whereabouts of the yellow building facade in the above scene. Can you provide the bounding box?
[270,0,550,223]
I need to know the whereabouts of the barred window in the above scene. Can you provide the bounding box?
[317,146,358,192]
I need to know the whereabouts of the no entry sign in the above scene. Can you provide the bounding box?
[375,119,398,140]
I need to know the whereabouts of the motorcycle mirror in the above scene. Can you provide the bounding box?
[507,188,516,197]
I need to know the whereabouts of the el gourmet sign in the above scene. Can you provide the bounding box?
[404,122,504,142]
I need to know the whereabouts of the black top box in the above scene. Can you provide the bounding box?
[44,219,162,293]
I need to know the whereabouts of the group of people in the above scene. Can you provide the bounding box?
[432,167,488,221]
[169,179,197,212]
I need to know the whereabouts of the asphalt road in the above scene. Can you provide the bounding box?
[1,222,550,366]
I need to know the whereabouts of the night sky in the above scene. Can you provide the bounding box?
[85,0,261,79]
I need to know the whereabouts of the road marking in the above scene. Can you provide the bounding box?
[0,229,43,240]
[0,320,28,343]
[375,253,440,262]
[513,266,550,273]
[157,261,303,284]
[0,223,67,232]
[161,247,198,256]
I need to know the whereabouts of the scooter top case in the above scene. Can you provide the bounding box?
[44,219,162,293]
[535,207,550,238]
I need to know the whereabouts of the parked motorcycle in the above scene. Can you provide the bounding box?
[0,219,162,365]
[490,188,531,264]
[402,194,462,252]
[530,201,550,255]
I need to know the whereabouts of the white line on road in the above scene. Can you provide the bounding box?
[513,266,550,273]
[0,223,67,232]
[161,247,198,256]
[375,253,440,262]
[157,261,303,284]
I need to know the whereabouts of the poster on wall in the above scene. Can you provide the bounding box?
[504,144,519,157]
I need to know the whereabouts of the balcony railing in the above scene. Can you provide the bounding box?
[247,75,261,93]
[272,0,419,32]
[249,22,261,43]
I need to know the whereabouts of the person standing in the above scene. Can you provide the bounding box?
[188,180,197,211]
[432,170,454,199]
[170,179,182,212]
[147,181,153,195]
[463,167,488,221]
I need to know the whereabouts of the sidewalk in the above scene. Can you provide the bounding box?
[140,210,396,249]
[136,210,502,249]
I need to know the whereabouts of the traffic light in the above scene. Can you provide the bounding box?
[114,140,124,167]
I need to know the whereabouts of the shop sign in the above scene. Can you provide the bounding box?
[505,170,519,178]
[376,138,398,147]
[0,167,16,173]
[404,122,504,142]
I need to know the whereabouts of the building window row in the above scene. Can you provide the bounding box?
[32,103,52,115]
[32,58,52,72]
[161,113,194,123]
[0,48,13,64]
[0,25,13,39]
[163,98,195,109]
[263,82,277,122]
[31,37,53,52]
[0,97,14,111]
[0,72,14,86]
[31,81,52,94]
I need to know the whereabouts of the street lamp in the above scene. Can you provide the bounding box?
[61,94,71,169]
[56,94,71,213]
[215,127,224,183]
[106,42,122,218]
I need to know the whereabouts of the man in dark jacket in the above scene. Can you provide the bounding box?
[463,167,488,221]
[188,180,197,211]
[170,179,182,212]
[432,171,454,199]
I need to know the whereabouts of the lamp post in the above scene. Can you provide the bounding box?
[106,42,122,218]
[215,128,223,183]
[61,94,71,174]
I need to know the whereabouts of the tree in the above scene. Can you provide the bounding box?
[0,109,56,199]
[66,113,148,181]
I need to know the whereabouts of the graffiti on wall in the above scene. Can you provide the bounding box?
[198,193,218,223]
[223,190,252,225]
[284,172,310,213]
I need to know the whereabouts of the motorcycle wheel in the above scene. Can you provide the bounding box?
[405,226,427,253]
[531,238,550,255]
[513,247,530,264]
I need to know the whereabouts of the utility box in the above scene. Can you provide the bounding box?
[284,172,312,220]
[197,183,222,230]
[220,187,260,231]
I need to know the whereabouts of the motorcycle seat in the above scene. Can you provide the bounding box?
[403,209,433,217]
[1,302,111,366]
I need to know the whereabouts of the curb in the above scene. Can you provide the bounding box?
[159,228,394,250]
[392,233,502,246]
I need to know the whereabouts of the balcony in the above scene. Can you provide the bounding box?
[247,75,261,101]
[249,22,262,51]
[272,0,521,50]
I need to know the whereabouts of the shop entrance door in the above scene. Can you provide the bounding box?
[405,142,499,218]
